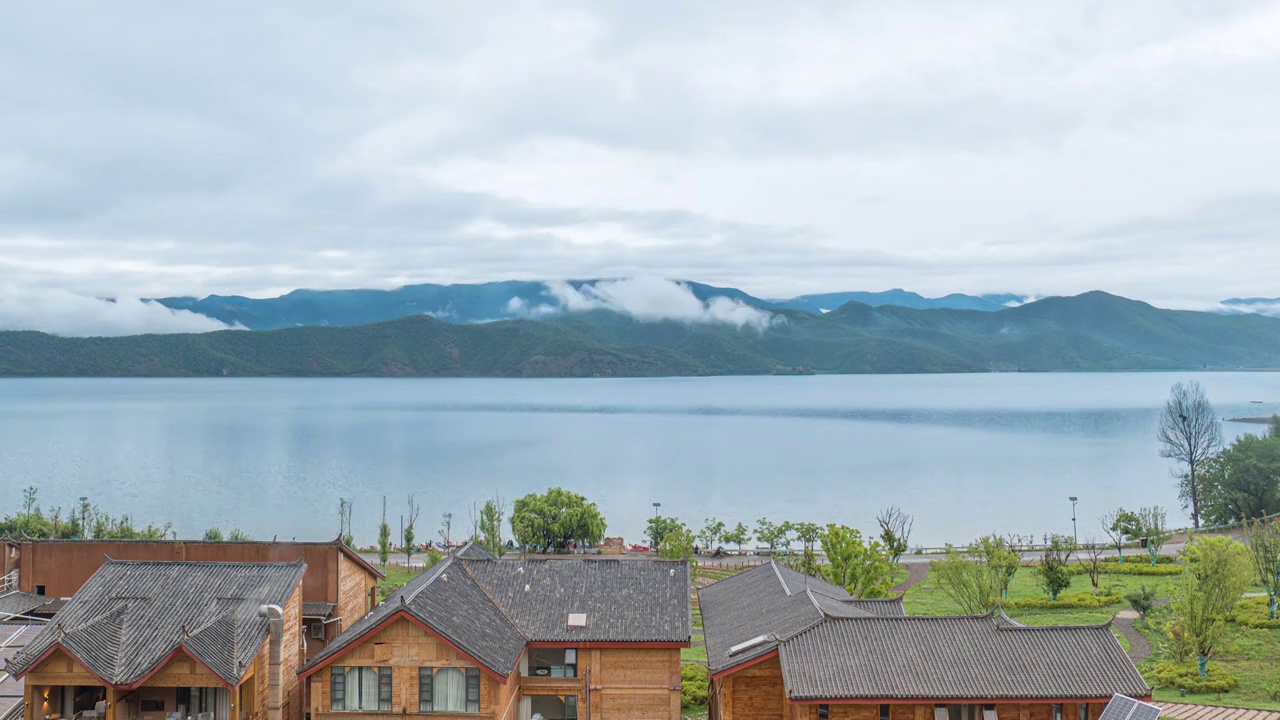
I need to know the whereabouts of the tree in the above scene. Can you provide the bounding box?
[932,545,1001,614]
[203,527,225,541]
[1199,431,1280,526]
[1035,534,1076,601]
[1167,535,1252,677]
[403,494,421,567]
[876,506,914,563]
[1082,539,1105,596]
[819,524,893,598]
[658,522,697,577]
[979,536,1021,600]
[1101,508,1140,564]
[646,516,683,551]
[1125,585,1156,620]
[699,518,726,553]
[510,487,606,552]
[440,512,453,548]
[337,498,354,548]
[228,528,251,542]
[790,521,822,575]
[1158,380,1223,529]
[1244,517,1280,619]
[378,496,392,571]
[1136,506,1172,566]
[754,518,791,553]
[722,522,750,553]
[479,494,506,557]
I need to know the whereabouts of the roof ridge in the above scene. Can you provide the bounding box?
[403,556,454,605]
[805,588,825,617]
[452,559,529,641]
[770,559,791,596]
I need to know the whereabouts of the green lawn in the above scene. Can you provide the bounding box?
[377,564,421,599]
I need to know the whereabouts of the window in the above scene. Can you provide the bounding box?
[880,705,890,720]
[310,623,325,640]
[419,667,481,713]
[818,705,829,720]
[935,707,948,720]
[527,648,578,677]
[1052,705,1063,720]
[35,585,45,596]
[984,706,997,720]
[529,696,577,720]
[1078,706,1088,720]
[330,666,392,712]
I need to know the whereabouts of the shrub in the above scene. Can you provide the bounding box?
[1103,554,1175,564]
[681,663,708,709]
[1124,585,1156,618]
[1225,596,1280,629]
[1151,661,1239,694]
[1066,562,1181,576]
[1004,591,1123,609]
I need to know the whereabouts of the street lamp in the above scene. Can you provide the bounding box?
[1068,496,1079,544]
[652,502,661,518]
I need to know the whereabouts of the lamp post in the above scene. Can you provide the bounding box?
[1068,496,1079,545]
[652,502,661,518]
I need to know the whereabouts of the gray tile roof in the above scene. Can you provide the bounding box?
[1,624,44,717]
[454,542,497,560]
[301,556,691,679]
[778,612,1150,701]
[0,592,54,620]
[4,560,305,687]
[302,602,337,619]
[464,558,691,644]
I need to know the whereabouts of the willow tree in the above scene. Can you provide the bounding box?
[1158,381,1223,529]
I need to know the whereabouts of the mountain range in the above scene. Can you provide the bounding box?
[7,290,1280,377]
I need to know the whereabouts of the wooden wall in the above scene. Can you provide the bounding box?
[717,656,786,720]
[335,552,374,634]
[587,648,682,720]
[788,703,1107,720]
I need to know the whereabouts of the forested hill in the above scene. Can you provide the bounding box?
[5,291,1280,377]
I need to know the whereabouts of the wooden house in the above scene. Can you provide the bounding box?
[298,543,691,720]
[4,560,307,720]
[699,562,1150,720]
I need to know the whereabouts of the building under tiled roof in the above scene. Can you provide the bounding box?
[699,560,1149,701]
[0,592,54,621]
[4,560,305,687]
[698,561,905,675]
[780,613,1150,700]
[453,541,498,560]
[302,602,337,619]
[1,624,44,718]
[300,555,691,679]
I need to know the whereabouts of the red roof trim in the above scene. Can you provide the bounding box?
[337,542,386,580]
[710,649,779,681]
[787,697,1151,705]
[526,641,689,649]
[297,609,510,684]
[11,643,238,691]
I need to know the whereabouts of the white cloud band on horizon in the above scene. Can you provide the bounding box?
[0,287,241,337]
[533,277,779,330]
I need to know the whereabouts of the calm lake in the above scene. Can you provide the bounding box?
[1,373,1278,547]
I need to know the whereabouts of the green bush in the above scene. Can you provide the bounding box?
[1225,596,1280,629]
[1066,562,1181,576]
[681,663,708,709]
[1151,661,1239,694]
[1004,591,1123,609]
[1103,554,1175,564]
[1124,585,1156,618]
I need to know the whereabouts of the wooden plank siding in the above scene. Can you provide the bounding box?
[714,658,1107,720]
[334,552,375,635]
[307,618,682,720]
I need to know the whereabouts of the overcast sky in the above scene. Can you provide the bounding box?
[2,2,1278,307]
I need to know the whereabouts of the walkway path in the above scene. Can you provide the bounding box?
[1111,610,1152,663]
[1155,704,1280,720]
[892,562,929,594]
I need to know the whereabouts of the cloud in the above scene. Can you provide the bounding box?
[0,287,240,337]
[540,277,779,330]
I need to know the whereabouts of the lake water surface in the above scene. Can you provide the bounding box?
[1,373,1278,546]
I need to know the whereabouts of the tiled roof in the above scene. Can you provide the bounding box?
[464,558,691,644]
[301,556,692,679]
[300,558,527,678]
[302,602,337,619]
[5,560,305,687]
[454,542,497,560]
[0,592,54,620]
[779,611,1150,700]
[1,624,44,717]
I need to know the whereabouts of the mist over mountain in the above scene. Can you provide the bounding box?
[7,290,1280,378]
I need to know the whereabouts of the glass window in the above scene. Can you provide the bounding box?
[330,667,391,711]
[1053,705,1063,720]
[527,648,578,678]
[880,705,890,720]
[419,667,481,713]
[1078,706,1088,720]
[984,706,997,720]
[529,695,578,720]
[818,706,829,720]
[935,706,948,720]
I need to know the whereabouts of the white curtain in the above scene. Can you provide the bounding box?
[433,668,467,713]
[214,689,231,720]
[358,668,380,711]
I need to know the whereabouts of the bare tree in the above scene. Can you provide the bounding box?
[1158,380,1222,529]
[439,512,453,549]
[1082,538,1106,596]
[404,495,421,567]
[876,506,914,563]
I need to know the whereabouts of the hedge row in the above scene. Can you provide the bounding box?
[1226,596,1280,629]
[1003,591,1123,609]
[1152,661,1239,694]
[1102,554,1175,564]
[1062,562,1182,576]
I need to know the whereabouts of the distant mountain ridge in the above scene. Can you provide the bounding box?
[153,281,1033,330]
[9,291,1280,377]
